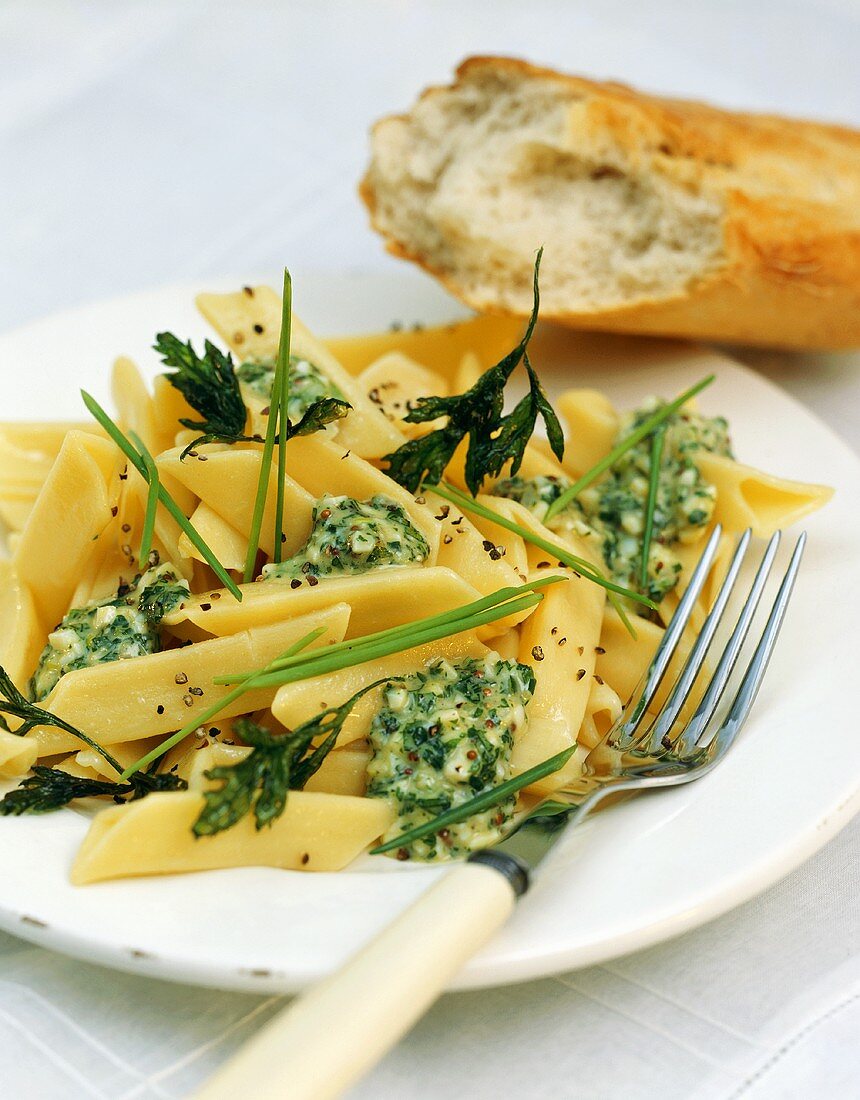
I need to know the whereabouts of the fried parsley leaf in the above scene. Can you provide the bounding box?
[154,332,254,457]
[194,720,290,836]
[382,249,564,495]
[0,766,186,816]
[194,679,394,836]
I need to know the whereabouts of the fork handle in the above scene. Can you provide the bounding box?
[193,861,518,1100]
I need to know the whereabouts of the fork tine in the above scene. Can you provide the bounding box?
[644,529,752,751]
[674,530,782,753]
[702,532,806,752]
[614,525,722,747]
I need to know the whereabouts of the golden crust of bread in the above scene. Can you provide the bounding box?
[361,56,860,349]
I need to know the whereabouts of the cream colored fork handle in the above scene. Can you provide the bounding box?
[193,862,515,1100]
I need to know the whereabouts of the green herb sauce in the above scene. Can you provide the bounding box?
[235,356,344,422]
[367,654,535,861]
[29,561,189,701]
[494,401,731,604]
[261,494,430,582]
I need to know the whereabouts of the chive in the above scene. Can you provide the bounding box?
[222,592,543,692]
[220,577,558,683]
[244,268,292,581]
[639,425,666,589]
[273,270,292,564]
[82,392,242,601]
[120,626,327,779]
[544,375,715,520]
[124,580,553,777]
[129,430,159,567]
[369,746,576,855]
[215,576,561,687]
[431,482,655,612]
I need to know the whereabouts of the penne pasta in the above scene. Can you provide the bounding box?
[579,679,625,751]
[31,605,351,756]
[356,352,449,439]
[14,431,122,628]
[0,561,44,689]
[511,555,605,793]
[71,790,394,883]
[323,314,524,382]
[177,502,248,573]
[196,287,404,458]
[0,728,38,778]
[163,566,480,641]
[696,451,834,537]
[556,389,620,476]
[427,490,530,636]
[287,434,441,562]
[157,444,315,558]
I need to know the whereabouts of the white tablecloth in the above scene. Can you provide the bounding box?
[1,3,858,1097]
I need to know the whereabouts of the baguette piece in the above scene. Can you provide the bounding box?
[361,56,860,349]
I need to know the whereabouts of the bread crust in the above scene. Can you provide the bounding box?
[361,56,860,349]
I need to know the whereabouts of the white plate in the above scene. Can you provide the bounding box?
[0,272,857,994]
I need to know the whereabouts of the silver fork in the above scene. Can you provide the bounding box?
[495,524,805,853]
[194,525,807,1100]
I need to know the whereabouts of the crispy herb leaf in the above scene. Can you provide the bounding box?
[154,332,254,457]
[194,679,394,836]
[0,768,129,815]
[382,249,563,495]
[0,765,186,816]
[284,396,351,440]
[195,720,290,835]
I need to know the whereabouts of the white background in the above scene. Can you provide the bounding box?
[1,2,858,1097]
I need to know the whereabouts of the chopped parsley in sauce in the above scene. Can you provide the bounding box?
[29,562,189,701]
[494,401,732,605]
[261,494,429,582]
[235,356,344,421]
[367,654,535,861]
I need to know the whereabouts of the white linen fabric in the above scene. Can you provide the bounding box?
[0,2,857,1097]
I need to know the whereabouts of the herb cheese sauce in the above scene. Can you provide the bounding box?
[261,493,430,582]
[367,654,535,861]
[494,401,731,604]
[235,356,345,421]
[29,562,189,701]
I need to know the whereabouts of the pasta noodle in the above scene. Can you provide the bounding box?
[177,503,248,573]
[32,605,351,756]
[0,729,38,778]
[556,389,620,476]
[158,444,315,558]
[323,314,524,382]
[14,431,121,628]
[356,353,449,438]
[0,561,44,689]
[70,791,394,883]
[510,552,605,793]
[196,287,404,458]
[163,566,480,641]
[696,452,834,537]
